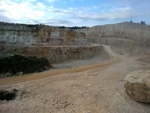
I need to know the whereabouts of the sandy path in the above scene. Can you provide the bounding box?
[0,59,119,86]
[0,45,116,86]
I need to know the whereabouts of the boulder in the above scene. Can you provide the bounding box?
[124,70,150,103]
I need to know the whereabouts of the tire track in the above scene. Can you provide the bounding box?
[0,59,120,86]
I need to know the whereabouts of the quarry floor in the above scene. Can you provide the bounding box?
[0,49,150,113]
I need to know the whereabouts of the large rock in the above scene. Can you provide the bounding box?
[124,70,150,103]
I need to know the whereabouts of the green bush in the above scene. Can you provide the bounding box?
[0,55,50,76]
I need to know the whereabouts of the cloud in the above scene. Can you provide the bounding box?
[43,19,73,25]
[0,0,75,25]
[0,0,46,22]
[37,2,46,9]
[0,0,148,26]
[44,0,57,2]
[0,14,11,22]
[73,6,139,21]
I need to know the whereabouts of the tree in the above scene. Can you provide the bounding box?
[140,21,145,25]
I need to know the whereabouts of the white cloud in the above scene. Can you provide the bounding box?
[0,0,46,22]
[1,2,44,20]
[45,0,57,2]
[73,6,137,21]
[111,7,130,12]
[0,0,76,25]
[0,0,145,26]
[37,2,46,9]
[0,14,11,22]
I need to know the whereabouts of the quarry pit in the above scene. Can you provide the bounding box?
[0,22,150,113]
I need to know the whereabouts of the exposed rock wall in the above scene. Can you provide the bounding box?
[1,22,150,63]
[77,22,150,48]
[0,22,109,63]
[0,44,109,63]
[1,22,149,48]
[0,23,87,45]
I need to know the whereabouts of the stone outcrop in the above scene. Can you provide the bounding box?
[0,22,150,63]
[1,22,150,49]
[0,22,87,45]
[124,70,150,103]
[0,22,111,63]
[76,22,150,48]
[0,44,109,63]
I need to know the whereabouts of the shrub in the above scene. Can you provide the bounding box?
[0,55,50,77]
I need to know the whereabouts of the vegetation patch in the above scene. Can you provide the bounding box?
[0,89,18,101]
[0,55,50,77]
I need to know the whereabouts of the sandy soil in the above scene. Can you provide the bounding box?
[0,48,150,113]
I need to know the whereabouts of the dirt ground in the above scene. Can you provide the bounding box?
[0,48,150,113]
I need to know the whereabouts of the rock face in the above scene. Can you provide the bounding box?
[0,22,104,63]
[1,22,150,48]
[124,70,150,103]
[0,22,150,63]
[0,22,87,45]
[0,44,109,63]
[76,22,150,48]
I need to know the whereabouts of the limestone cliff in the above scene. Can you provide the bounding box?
[77,22,150,48]
[0,22,87,45]
[0,44,109,63]
[1,22,150,63]
[0,22,106,63]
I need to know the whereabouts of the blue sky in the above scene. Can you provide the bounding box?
[0,0,150,26]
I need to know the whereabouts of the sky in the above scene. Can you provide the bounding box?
[0,0,150,27]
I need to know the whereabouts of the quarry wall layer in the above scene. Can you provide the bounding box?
[0,22,150,63]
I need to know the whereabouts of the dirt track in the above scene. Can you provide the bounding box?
[0,59,118,86]
[0,49,150,113]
